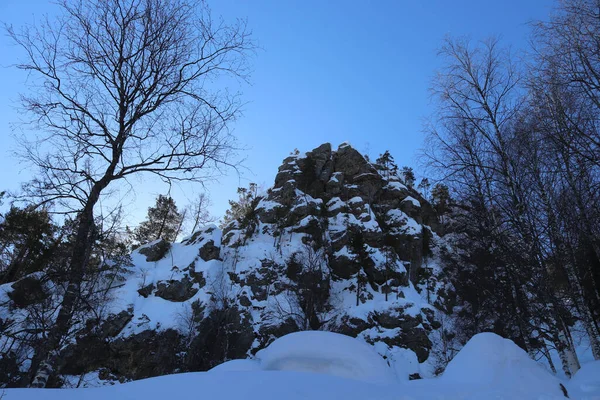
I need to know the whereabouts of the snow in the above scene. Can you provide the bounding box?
[256,331,397,384]
[442,332,566,398]
[256,198,281,212]
[386,208,422,234]
[326,196,344,211]
[385,181,408,191]
[387,346,420,381]
[567,360,600,398]
[348,196,364,204]
[208,359,262,373]
[2,332,589,399]
[329,172,343,183]
[3,332,587,399]
[402,196,421,207]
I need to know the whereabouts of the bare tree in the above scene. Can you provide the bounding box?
[186,192,216,234]
[424,36,584,376]
[6,0,253,387]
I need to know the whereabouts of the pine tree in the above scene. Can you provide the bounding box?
[0,206,56,283]
[401,166,415,188]
[134,195,183,244]
[376,150,398,180]
[221,183,258,228]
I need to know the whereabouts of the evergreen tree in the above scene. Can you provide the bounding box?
[0,206,57,283]
[134,195,183,244]
[375,150,398,180]
[221,183,258,228]
[401,166,415,188]
[349,230,370,306]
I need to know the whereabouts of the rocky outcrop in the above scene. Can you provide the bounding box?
[198,240,220,261]
[0,143,444,387]
[218,143,442,366]
[61,329,185,381]
[99,308,134,339]
[155,277,198,302]
[138,239,171,262]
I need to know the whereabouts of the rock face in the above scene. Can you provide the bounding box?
[138,239,171,262]
[0,143,444,387]
[216,143,442,367]
[155,277,198,302]
[198,240,220,261]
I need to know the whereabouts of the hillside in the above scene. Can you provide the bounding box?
[1,142,445,385]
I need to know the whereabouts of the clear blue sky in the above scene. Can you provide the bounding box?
[0,0,552,225]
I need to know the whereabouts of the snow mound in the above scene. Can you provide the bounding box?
[442,332,564,397]
[256,331,397,384]
[568,360,600,397]
[209,359,262,373]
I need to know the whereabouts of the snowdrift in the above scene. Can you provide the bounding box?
[442,332,566,397]
[255,331,397,384]
[208,359,262,373]
[567,360,600,398]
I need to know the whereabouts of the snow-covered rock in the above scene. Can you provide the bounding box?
[256,331,397,384]
[442,332,566,397]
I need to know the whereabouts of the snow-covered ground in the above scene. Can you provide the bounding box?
[3,331,598,400]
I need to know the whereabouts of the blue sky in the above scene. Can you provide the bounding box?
[0,0,552,225]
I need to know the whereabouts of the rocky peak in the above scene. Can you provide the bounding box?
[218,143,442,361]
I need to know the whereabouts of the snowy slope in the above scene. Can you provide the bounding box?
[0,371,568,400]
[2,331,583,400]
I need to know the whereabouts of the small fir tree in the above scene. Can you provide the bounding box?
[221,183,258,228]
[134,195,183,244]
[401,166,416,188]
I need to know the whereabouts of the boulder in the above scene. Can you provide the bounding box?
[326,172,344,196]
[137,283,155,298]
[155,277,198,302]
[99,308,134,338]
[307,143,332,177]
[199,239,221,261]
[138,239,171,262]
[108,329,184,380]
[335,315,371,337]
[329,253,360,279]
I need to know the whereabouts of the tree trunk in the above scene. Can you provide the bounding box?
[541,340,557,375]
[29,186,103,388]
[554,320,580,378]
